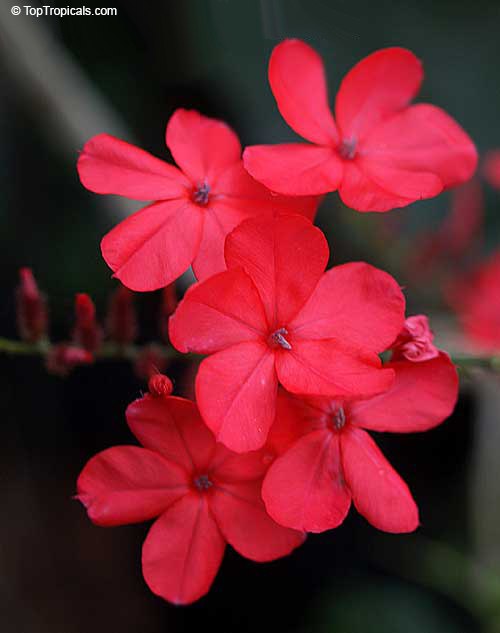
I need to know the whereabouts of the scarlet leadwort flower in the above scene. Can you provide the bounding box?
[262,349,458,533]
[78,109,319,291]
[77,394,303,605]
[169,213,406,453]
[243,39,477,212]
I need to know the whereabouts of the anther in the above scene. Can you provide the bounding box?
[194,474,213,491]
[192,182,210,206]
[333,407,346,430]
[269,327,292,350]
[338,138,357,160]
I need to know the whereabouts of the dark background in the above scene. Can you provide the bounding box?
[1,1,500,631]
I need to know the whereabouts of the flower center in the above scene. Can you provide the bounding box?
[268,327,292,350]
[192,182,210,206]
[332,407,346,430]
[194,474,213,491]
[338,138,357,160]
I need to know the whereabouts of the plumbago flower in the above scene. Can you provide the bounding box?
[77,109,319,291]
[244,39,477,211]
[262,316,458,533]
[77,392,304,605]
[169,213,405,453]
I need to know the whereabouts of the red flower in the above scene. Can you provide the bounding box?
[262,352,458,534]
[78,109,319,291]
[447,250,500,352]
[169,213,405,452]
[106,285,137,345]
[243,39,477,212]
[77,395,304,605]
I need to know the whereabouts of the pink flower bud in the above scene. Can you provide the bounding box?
[16,268,48,343]
[73,293,103,353]
[46,344,93,376]
[106,286,137,345]
[148,373,174,397]
[391,315,439,362]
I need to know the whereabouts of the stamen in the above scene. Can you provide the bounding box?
[192,182,210,206]
[333,407,346,430]
[194,474,213,491]
[269,327,292,350]
[338,138,357,160]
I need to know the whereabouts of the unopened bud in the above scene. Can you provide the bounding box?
[148,373,174,397]
[106,285,137,345]
[73,293,103,353]
[46,344,93,377]
[391,315,439,362]
[16,268,48,343]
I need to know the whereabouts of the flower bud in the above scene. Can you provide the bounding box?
[148,373,174,397]
[106,286,137,345]
[391,315,439,362]
[73,293,103,353]
[16,268,48,343]
[46,344,93,376]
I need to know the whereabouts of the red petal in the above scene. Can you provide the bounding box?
[169,268,267,354]
[339,161,415,212]
[191,202,248,281]
[191,164,321,281]
[341,427,419,533]
[350,354,458,433]
[268,39,338,145]
[210,443,270,482]
[290,263,405,352]
[211,480,305,561]
[276,337,394,398]
[362,104,478,192]
[101,199,203,291]
[225,213,329,326]
[243,144,343,195]
[142,494,225,605]
[265,389,316,456]
[77,446,188,527]
[77,133,188,199]
[126,395,216,472]
[166,109,241,183]
[196,341,278,453]
[262,430,351,532]
[335,48,423,142]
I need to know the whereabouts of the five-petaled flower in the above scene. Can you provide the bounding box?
[243,39,477,211]
[77,108,319,291]
[262,344,458,533]
[77,394,304,605]
[169,213,406,453]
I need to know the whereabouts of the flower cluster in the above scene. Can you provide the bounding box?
[76,40,468,604]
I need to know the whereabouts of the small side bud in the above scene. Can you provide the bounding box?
[73,293,103,353]
[46,344,93,377]
[16,268,48,343]
[148,373,174,397]
[134,343,168,381]
[106,285,137,345]
[391,315,439,362]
